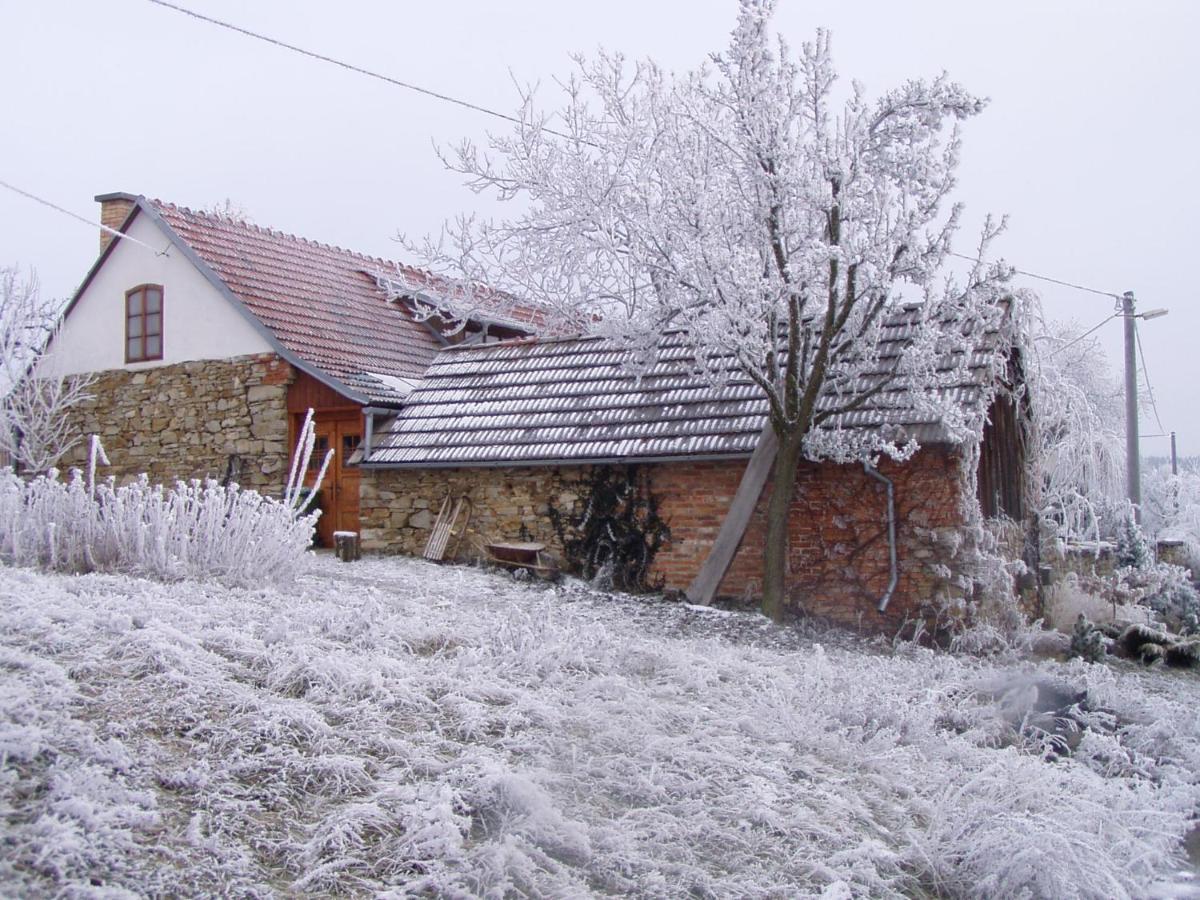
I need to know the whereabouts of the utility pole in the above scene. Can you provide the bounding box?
[1122,291,1141,522]
[1171,431,1180,520]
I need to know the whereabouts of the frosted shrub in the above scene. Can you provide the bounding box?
[1108,514,1200,634]
[1068,614,1107,663]
[1143,564,1200,635]
[1046,573,1156,632]
[0,467,317,586]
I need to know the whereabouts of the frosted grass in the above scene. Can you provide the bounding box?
[1,556,1196,897]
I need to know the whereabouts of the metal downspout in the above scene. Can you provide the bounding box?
[364,411,374,459]
[863,462,899,613]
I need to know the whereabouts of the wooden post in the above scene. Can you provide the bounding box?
[686,425,779,605]
[334,531,360,562]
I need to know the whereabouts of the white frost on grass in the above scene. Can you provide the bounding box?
[0,557,1197,898]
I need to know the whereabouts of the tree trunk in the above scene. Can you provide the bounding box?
[761,432,805,622]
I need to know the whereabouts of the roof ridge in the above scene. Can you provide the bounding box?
[148,196,428,275]
[438,333,595,353]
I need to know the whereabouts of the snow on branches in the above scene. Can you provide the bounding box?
[1025,311,1127,547]
[0,267,94,472]
[411,1,1015,616]
[416,0,1012,446]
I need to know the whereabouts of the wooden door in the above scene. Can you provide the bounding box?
[303,416,362,548]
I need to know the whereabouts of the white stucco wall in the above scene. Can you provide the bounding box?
[40,211,272,377]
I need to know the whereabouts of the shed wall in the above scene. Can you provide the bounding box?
[359,446,970,631]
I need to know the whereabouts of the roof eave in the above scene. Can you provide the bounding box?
[359,450,757,469]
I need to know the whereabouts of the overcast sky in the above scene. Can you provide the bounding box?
[2,0,1197,454]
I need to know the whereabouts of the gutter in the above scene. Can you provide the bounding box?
[863,462,899,613]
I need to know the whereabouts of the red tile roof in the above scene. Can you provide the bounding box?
[148,200,453,405]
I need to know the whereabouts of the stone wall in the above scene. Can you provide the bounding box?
[62,353,295,493]
[1157,540,1198,580]
[360,445,974,631]
[360,466,588,560]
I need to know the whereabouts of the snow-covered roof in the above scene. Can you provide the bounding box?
[364,305,1009,468]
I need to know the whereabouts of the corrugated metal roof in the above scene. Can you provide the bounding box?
[366,308,1007,467]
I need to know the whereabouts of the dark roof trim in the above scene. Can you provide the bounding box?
[359,451,754,469]
[62,194,368,406]
[359,440,959,471]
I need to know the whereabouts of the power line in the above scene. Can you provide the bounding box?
[1048,312,1118,357]
[143,2,1147,310]
[1134,320,1167,435]
[145,0,583,144]
[948,251,1121,299]
[0,179,164,255]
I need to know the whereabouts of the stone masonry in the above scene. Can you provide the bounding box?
[359,445,972,631]
[62,353,295,494]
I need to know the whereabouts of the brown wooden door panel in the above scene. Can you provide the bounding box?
[338,430,362,534]
[298,414,362,547]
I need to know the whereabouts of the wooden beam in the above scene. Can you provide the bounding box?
[686,424,779,605]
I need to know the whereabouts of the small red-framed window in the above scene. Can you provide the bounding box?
[125,284,163,363]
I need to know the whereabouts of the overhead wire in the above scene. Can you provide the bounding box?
[16,1,1178,435]
[0,179,165,255]
[144,0,586,144]
[947,251,1121,299]
[1048,312,1118,357]
[131,1,1172,372]
[1134,321,1167,436]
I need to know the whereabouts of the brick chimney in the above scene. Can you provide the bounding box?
[95,192,138,253]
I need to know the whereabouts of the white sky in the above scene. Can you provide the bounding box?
[2,0,1197,454]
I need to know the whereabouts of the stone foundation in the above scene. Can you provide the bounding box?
[360,446,974,631]
[62,353,295,494]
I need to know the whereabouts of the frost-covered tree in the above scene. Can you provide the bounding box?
[1026,315,1127,546]
[1144,464,1200,549]
[0,267,94,472]
[413,0,1011,618]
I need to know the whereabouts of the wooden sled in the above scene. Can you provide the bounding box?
[423,495,471,561]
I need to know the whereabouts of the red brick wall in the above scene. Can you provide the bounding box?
[646,448,967,629]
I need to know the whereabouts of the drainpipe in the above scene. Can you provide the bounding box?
[363,410,374,459]
[863,462,899,613]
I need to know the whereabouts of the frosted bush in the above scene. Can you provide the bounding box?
[1046,573,1158,632]
[0,466,317,586]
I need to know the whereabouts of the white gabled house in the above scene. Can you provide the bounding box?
[47,192,532,545]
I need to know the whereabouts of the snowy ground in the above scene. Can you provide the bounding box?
[1,556,1198,898]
